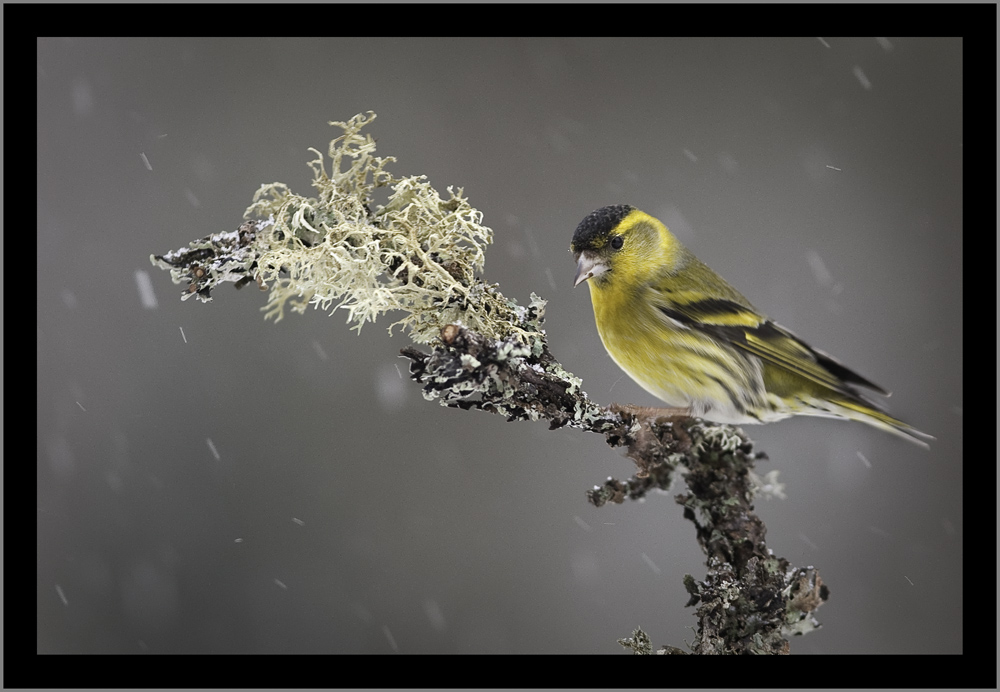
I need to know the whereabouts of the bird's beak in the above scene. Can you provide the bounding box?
[573,251,608,287]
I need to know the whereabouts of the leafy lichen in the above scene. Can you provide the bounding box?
[149,219,273,301]
[401,318,616,432]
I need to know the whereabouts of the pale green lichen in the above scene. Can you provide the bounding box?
[240,111,537,344]
[617,627,654,655]
[150,219,272,301]
[692,423,744,455]
[781,566,826,637]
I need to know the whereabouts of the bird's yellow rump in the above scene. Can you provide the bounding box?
[570,205,931,447]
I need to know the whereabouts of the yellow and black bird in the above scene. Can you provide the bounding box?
[571,205,930,447]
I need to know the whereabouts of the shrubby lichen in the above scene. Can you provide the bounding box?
[240,111,538,344]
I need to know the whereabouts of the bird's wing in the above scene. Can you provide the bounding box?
[653,291,890,397]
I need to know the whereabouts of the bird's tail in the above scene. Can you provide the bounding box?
[826,397,934,449]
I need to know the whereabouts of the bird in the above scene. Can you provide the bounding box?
[570,204,931,447]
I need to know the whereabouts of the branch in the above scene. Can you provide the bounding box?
[400,326,827,654]
[149,112,826,654]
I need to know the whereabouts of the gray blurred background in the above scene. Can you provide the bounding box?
[37,37,962,654]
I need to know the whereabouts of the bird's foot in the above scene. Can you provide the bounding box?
[609,403,694,458]
[610,403,691,425]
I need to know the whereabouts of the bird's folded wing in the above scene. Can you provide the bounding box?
[654,293,889,397]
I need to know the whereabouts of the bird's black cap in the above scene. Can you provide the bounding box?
[571,205,635,252]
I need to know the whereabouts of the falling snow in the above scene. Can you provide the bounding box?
[641,553,661,575]
[544,267,557,292]
[135,270,158,309]
[312,340,328,360]
[853,66,872,91]
[382,625,398,651]
[805,250,833,288]
[423,599,447,632]
[375,362,408,413]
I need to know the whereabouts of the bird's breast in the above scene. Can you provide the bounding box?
[588,282,767,422]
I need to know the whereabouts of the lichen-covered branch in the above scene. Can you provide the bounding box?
[152,111,536,345]
[149,112,826,654]
[403,335,827,654]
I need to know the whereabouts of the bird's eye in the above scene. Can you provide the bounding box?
[610,235,624,250]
